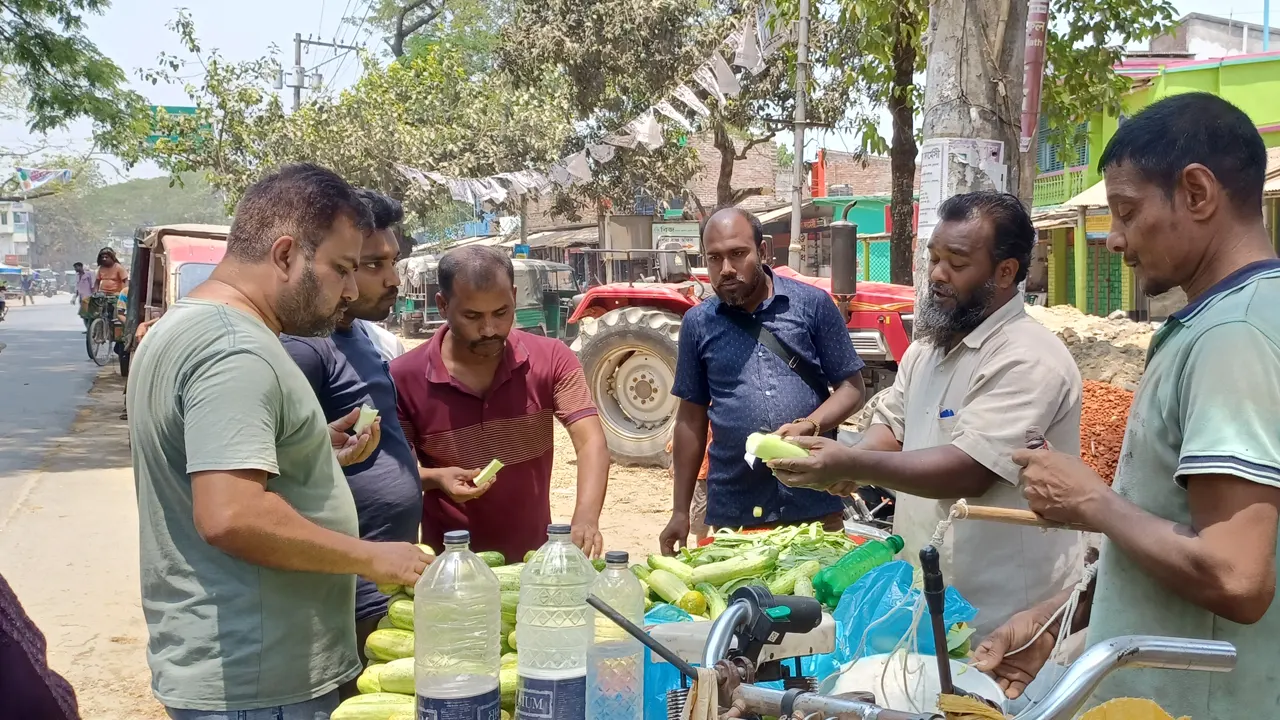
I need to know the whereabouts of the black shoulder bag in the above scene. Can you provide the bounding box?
[722,308,831,401]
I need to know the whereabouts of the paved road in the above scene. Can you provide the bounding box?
[0,293,102,517]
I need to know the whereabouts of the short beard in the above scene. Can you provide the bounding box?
[915,279,997,346]
[277,262,344,337]
[715,264,765,307]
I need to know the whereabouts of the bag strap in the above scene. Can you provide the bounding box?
[722,308,831,401]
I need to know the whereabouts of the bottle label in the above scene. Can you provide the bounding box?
[515,674,586,720]
[417,688,502,720]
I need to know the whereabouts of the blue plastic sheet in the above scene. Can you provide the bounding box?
[643,604,695,720]
[832,560,977,663]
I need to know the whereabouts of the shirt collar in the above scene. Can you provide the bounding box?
[960,292,1028,350]
[424,324,530,393]
[1170,258,1280,325]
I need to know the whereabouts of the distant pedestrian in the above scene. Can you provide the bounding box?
[20,272,33,306]
[93,247,127,296]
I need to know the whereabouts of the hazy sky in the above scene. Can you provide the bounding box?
[1,0,1272,181]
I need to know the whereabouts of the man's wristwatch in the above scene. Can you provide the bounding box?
[793,417,821,435]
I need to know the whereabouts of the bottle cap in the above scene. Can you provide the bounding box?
[885,535,905,553]
[548,523,571,535]
[443,530,470,544]
[605,550,628,564]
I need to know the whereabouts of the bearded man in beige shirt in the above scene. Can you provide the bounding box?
[770,191,1085,638]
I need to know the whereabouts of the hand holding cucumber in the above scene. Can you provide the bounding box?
[361,541,433,586]
[330,406,382,467]
[766,435,858,491]
[422,467,489,503]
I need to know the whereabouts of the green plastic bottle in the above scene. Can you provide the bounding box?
[812,535,905,608]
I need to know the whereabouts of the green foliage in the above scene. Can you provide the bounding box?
[32,173,229,267]
[133,10,574,225]
[500,0,851,210]
[0,0,146,137]
[373,0,510,72]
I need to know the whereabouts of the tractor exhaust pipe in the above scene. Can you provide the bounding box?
[830,202,858,298]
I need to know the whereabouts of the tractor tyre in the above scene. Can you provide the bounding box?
[572,307,682,467]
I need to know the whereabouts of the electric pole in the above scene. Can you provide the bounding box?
[913,0,1032,290]
[283,33,363,111]
[788,0,810,272]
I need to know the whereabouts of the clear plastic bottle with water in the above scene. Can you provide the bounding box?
[415,530,503,720]
[516,524,598,720]
[586,551,645,720]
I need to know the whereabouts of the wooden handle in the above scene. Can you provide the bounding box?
[960,504,1094,533]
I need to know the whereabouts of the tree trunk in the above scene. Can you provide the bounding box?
[887,7,918,288]
[713,120,738,209]
[914,0,1030,292]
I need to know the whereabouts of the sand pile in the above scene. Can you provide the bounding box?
[1027,305,1157,388]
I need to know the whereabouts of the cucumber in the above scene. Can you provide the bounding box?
[477,550,506,567]
[647,555,695,585]
[696,582,729,619]
[353,404,379,434]
[475,458,504,489]
[690,551,776,587]
[745,432,809,460]
[767,560,821,595]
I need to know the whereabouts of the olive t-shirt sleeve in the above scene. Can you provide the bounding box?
[181,350,283,476]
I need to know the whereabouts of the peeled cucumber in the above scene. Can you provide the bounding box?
[353,403,379,434]
[474,458,504,489]
[745,432,809,460]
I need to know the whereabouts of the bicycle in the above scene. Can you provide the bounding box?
[85,292,122,366]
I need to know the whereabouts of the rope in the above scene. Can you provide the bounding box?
[1004,562,1097,662]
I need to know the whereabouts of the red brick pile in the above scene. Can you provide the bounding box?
[1080,380,1134,485]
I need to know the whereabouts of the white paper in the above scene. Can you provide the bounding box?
[710,53,742,97]
[425,171,448,184]
[446,178,473,203]
[496,172,528,195]
[565,151,593,183]
[735,14,764,73]
[655,100,694,131]
[588,143,617,163]
[634,111,665,151]
[693,63,725,105]
[673,84,712,117]
[757,1,789,58]
[549,163,571,187]
[604,129,639,149]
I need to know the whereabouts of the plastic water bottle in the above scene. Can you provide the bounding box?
[415,530,503,720]
[812,535,905,607]
[516,524,598,720]
[586,551,645,720]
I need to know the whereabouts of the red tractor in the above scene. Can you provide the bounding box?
[567,247,915,466]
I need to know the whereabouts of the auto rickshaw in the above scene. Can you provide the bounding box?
[120,223,229,376]
[396,251,582,341]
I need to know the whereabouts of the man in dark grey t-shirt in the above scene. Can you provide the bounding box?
[282,189,421,674]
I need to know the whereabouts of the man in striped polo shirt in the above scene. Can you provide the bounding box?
[975,93,1280,717]
[391,245,611,560]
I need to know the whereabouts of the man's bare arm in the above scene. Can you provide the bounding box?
[1079,474,1279,624]
[565,415,610,557]
[192,469,426,585]
[671,401,709,518]
[806,377,865,432]
[853,424,903,452]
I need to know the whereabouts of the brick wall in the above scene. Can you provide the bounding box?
[820,150,920,196]
[683,133,782,209]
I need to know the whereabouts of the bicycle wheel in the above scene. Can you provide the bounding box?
[87,318,112,366]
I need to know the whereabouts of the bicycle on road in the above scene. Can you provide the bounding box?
[85,292,122,366]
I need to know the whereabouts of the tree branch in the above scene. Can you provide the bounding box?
[735,131,779,161]
[392,0,446,58]
[727,186,767,205]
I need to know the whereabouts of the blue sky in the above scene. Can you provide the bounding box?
[0,0,1272,181]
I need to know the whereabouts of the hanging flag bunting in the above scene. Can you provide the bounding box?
[14,167,72,193]
[446,178,474,203]
[710,54,742,97]
[693,64,725,105]
[495,172,528,195]
[633,111,665,151]
[425,171,448,184]
[588,143,617,163]
[673,84,712,117]
[655,100,694,131]
[479,178,508,204]
[565,151,593,183]
[757,1,788,58]
[604,126,640,149]
[549,163,572,187]
[734,14,765,74]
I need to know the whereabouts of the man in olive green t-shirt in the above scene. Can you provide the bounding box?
[128,164,431,717]
[973,94,1280,718]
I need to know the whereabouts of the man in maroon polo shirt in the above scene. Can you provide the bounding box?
[391,245,611,560]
